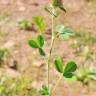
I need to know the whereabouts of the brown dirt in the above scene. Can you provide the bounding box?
[0,0,96,96]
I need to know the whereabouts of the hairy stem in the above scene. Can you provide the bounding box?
[47,16,55,90]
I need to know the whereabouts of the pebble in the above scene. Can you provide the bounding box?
[33,61,44,67]
[16,1,26,12]
[1,0,13,5]
[3,41,15,49]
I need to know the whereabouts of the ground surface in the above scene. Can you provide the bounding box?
[0,0,96,96]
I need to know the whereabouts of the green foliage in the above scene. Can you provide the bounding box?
[75,68,96,85]
[38,48,46,56]
[0,48,8,64]
[70,31,96,62]
[89,69,96,81]
[64,76,77,83]
[63,61,77,78]
[28,35,45,56]
[54,57,77,78]
[28,40,39,48]
[52,0,66,12]
[54,57,63,73]
[0,76,37,96]
[45,0,66,18]
[55,24,75,40]
[0,49,5,60]
[32,16,46,33]
[68,31,96,85]
[52,0,58,7]
[76,68,90,85]
[26,1,96,95]
[37,35,44,47]
[45,6,57,17]
[17,20,32,30]
[39,85,50,96]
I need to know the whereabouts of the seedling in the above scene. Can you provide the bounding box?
[28,0,96,96]
[70,31,96,57]
[32,16,46,33]
[28,0,96,95]
[69,30,96,77]
[0,48,8,66]
[69,30,96,90]
[39,85,50,96]
[17,19,32,30]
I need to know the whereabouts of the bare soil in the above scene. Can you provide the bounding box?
[0,0,96,96]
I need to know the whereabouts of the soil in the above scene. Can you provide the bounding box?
[0,0,96,96]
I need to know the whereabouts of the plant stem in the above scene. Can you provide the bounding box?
[51,75,62,95]
[47,16,55,90]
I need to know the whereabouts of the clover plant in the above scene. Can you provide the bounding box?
[28,0,96,95]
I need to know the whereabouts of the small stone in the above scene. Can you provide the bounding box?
[3,41,15,49]
[16,1,26,11]
[33,61,44,67]
[18,6,26,11]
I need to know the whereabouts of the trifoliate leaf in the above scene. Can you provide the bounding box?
[32,16,46,33]
[55,24,75,40]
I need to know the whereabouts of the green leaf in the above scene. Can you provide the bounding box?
[89,69,96,81]
[56,24,65,33]
[0,48,8,60]
[63,73,73,78]
[52,0,58,7]
[52,0,66,12]
[37,35,44,47]
[45,6,57,17]
[0,50,5,59]
[64,76,77,83]
[32,16,46,33]
[39,85,50,96]
[58,4,66,12]
[28,40,39,48]
[54,57,63,73]
[18,20,31,30]
[38,48,45,56]
[63,61,77,78]
[64,61,77,73]
[55,24,75,40]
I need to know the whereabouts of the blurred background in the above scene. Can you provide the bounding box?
[0,0,96,96]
